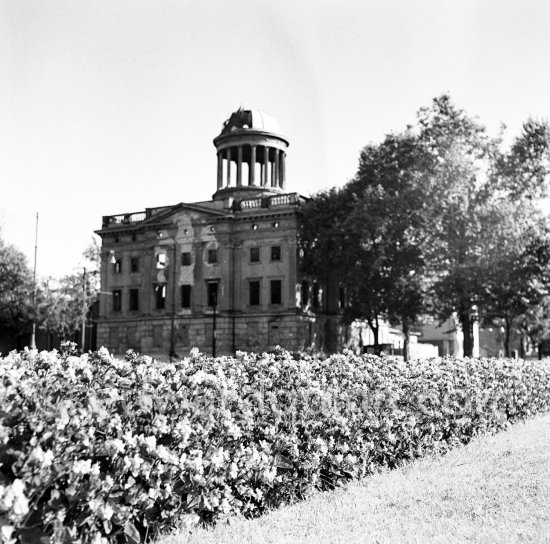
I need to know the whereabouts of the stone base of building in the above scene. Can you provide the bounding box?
[96,312,347,359]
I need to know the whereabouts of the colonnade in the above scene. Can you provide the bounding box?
[216,144,286,190]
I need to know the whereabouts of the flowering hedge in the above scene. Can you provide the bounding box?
[1,346,550,543]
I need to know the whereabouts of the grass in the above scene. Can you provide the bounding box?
[157,413,550,544]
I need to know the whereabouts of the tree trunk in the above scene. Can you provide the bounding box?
[504,317,512,358]
[539,342,543,360]
[402,319,410,362]
[519,334,525,359]
[367,317,380,355]
[459,310,473,357]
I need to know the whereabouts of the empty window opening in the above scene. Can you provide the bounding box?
[129,288,139,311]
[112,290,122,312]
[271,246,281,261]
[181,284,192,308]
[249,280,261,306]
[155,284,166,310]
[207,281,218,307]
[271,280,282,305]
[207,249,218,264]
[250,247,260,263]
[130,257,139,273]
[181,252,192,266]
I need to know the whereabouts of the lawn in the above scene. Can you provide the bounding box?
[158,413,550,544]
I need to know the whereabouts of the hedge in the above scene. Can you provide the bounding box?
[1,345,550,543]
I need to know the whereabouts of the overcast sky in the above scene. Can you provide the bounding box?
[2,0,550,277]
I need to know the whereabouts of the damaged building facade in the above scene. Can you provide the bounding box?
[96,109,348,357]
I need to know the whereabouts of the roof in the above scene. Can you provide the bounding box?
[219,108,282,136]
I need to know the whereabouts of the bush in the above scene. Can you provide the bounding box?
[1,346,550,543]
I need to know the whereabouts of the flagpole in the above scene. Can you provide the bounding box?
[30,212,38,349]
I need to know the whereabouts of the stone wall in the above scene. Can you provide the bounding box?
[96,312,333,359]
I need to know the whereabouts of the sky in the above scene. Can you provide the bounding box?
[2,0,550,278]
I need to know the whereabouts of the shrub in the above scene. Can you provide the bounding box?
[1,346,550,543]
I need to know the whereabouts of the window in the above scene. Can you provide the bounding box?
[181,284,192,308]
[154,284,166,309]
[207,281,218,307]
[207,249,218,264]
[129,288,139,311]
[271,245,281,261]
[112,290,121,312]
[270,280,282,305]
[181,252,192,266]
[250,247,260,263]
[249,280,260,306]
[113,259,122,275]
[156,253,166,269]
[130,257,140,273]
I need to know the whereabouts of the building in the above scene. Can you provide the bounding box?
[95,108,344,358]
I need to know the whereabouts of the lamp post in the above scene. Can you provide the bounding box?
[30,212,38,350]
[81,267,87,352]
[212,290,217,358]
[169,241,178,359]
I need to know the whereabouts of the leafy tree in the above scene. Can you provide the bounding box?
[415,95,500,357]
[36,239,100,342]
[483,219,550,357]
[300,95,550,359]
[298,187,353,311]
[300,132,431,358]
[344,132,431,358]
[0,238,33,340]
[518,295,550,359]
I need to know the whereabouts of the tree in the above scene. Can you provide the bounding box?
[344,132,431,358]
[415,95,501,357]
[300,95,550,359]
[299,132,431,358]
[518,295,550,359]
[298,187,353,311]
[0,238,33,340]
[36,239,100,344]
[483,219,550,357]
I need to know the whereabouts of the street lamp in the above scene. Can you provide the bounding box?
[30,213,38,350]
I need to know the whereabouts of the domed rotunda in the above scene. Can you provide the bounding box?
[213,108,289,200]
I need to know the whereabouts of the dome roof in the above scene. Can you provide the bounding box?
[220,108,281,136]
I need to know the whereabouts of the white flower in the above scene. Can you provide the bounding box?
[190,347,200,358]
[105,438,125,455]
[141,435,157,453]
[99,502,114,520]
[0,480,29,517]
[72,459,92,475]
[210,448,226,469]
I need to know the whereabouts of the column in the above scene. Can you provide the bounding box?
[217,152,223,189]
[226,148,232,187]
[273,149,280,188]
[280,152,286,190]
[249,145,256,186]
[236,146,243,186]
[263,146,269,186]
